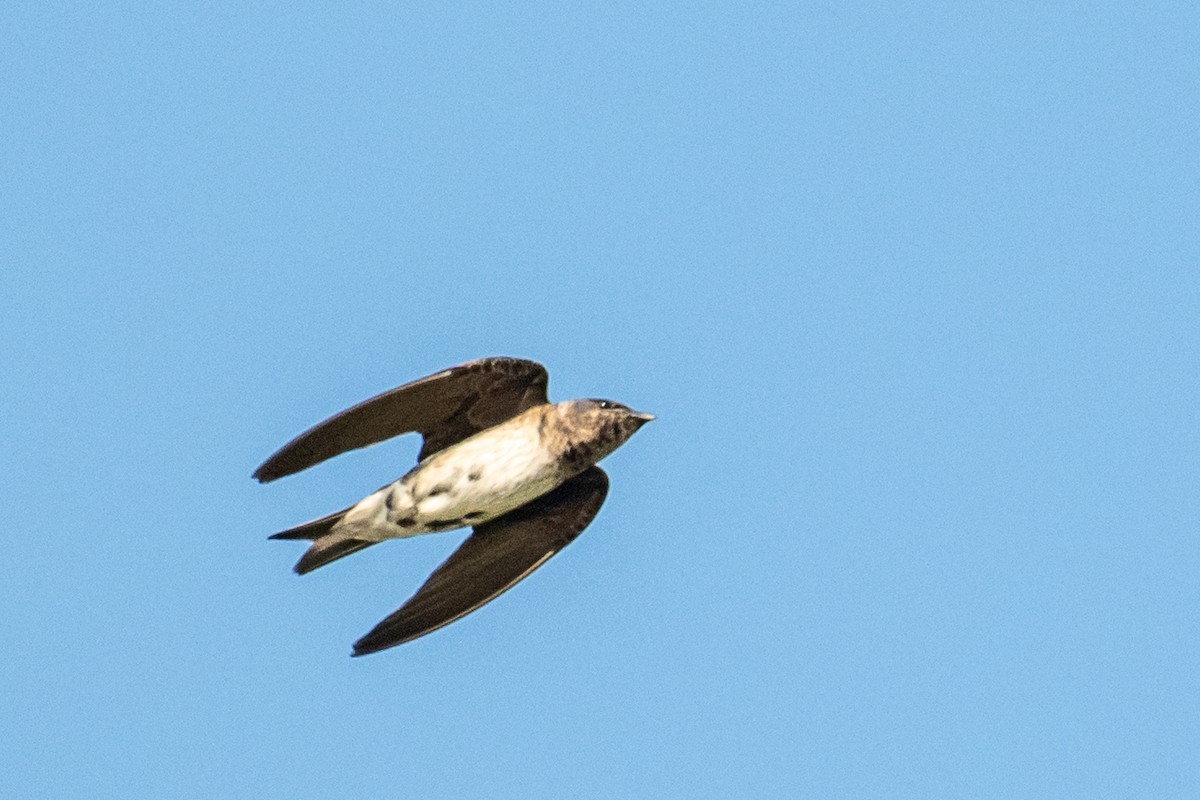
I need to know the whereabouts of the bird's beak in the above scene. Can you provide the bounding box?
[631,411,656,425]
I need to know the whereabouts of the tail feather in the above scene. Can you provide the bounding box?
[268,506,351,541]
[293,537,375,575]
[268,505,376,574]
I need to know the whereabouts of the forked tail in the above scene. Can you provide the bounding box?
[269,506,376,575]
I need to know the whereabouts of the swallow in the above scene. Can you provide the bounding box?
[254,357,654,655]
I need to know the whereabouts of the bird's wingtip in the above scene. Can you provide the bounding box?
[351,632,393,657]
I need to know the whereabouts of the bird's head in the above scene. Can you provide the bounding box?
[553,399,655,466]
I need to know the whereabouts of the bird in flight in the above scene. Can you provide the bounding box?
[254,357,654,656]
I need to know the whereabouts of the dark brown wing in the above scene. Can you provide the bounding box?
[351,467,610,655]
[253,357,548,483]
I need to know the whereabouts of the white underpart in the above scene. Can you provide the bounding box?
[332,410,565,542]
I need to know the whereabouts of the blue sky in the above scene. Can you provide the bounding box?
[3,2,1197,797]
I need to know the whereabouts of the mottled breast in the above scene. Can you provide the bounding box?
[403,406,565,529]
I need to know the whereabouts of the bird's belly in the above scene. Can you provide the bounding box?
[402,424,562,530]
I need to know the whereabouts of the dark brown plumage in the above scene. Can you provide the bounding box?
[351,467,609,656]
[253,358,549,482]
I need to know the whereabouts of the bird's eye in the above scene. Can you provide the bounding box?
[598,401,614,409]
